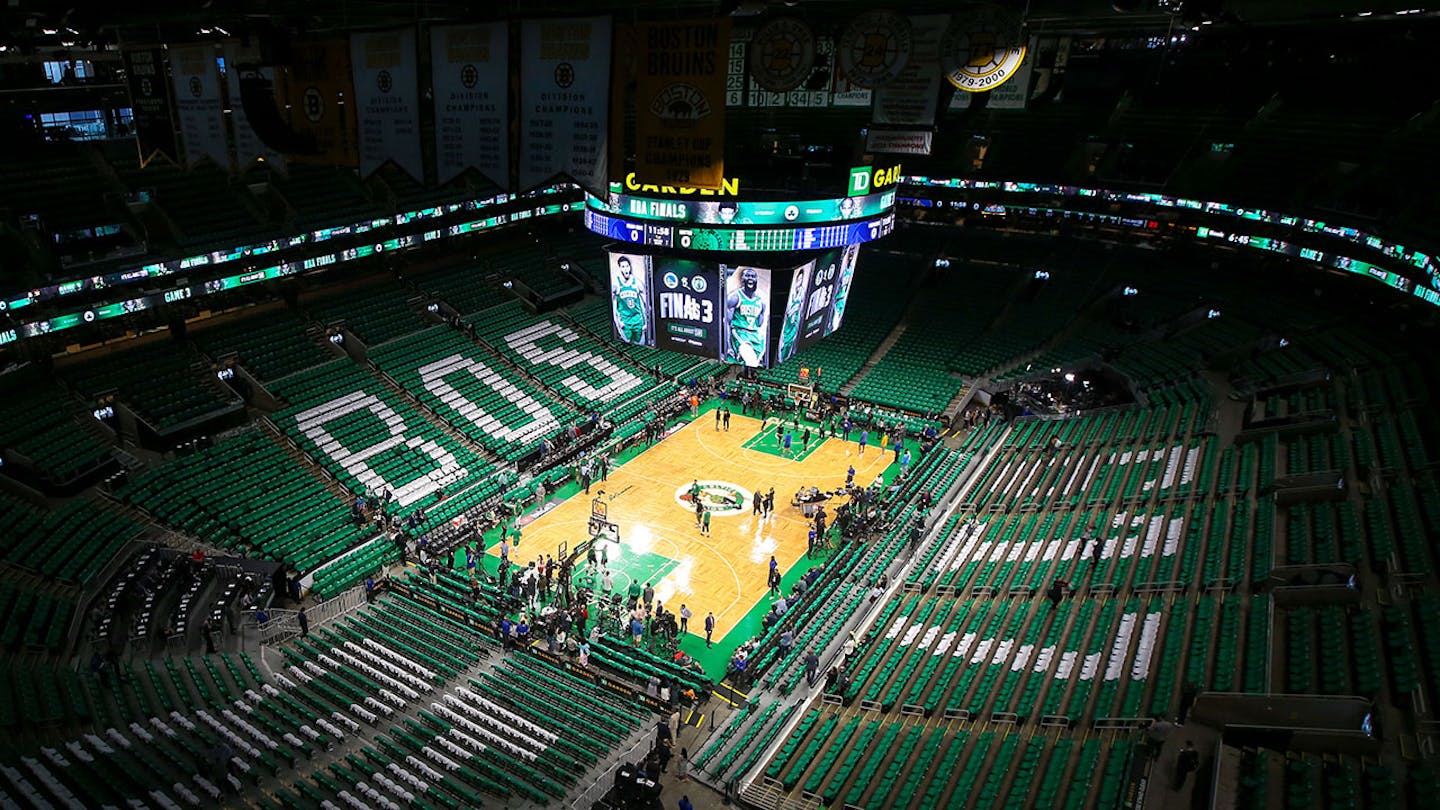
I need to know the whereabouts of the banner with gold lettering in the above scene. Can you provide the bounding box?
[519,17,611,193]
[352,29,423,180]
[276,39,359,167]
[430,24,508,186]
[628,18,730,190]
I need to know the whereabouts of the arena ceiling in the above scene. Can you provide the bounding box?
[10,0,1437,45]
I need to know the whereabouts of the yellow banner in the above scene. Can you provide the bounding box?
[277,39,359,166]
[629,18,730,191]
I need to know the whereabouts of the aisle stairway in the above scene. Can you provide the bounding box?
[840,322,908,395]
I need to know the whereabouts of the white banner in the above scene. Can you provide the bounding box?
[871,14,951,127]
[224,42,284,170]
[865,128,933,156]
[519,16,611,193]
[430,24,509,186]
[352,29,424,180]
[170,44,229,168]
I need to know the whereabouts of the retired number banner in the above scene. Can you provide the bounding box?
[430,24,508,186]
[169,44,229,169]
[352,30,423,180]
[519,16,612,193]
[631,18,731,190]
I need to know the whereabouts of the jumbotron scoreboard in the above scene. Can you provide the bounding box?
[590,164,899,369]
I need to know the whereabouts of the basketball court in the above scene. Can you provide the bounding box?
[490,401,892,673]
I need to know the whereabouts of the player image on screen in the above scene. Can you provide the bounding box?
[723,266,770,367]
[828,245,859,334]
[775,260,812,365]
[610,253,654,347]
[835,195,861,221]
[700,201,750,226]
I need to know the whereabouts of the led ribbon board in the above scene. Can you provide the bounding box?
[585,189,894,225]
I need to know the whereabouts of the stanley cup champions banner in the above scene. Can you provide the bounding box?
[351,29,423,180]
[224,41,284,170]
[169,44,228,168]
[277,39,359,167]
[630,18,731,190]
[430,24,508,186]
[122,47,177,166]
[520,17,611,193]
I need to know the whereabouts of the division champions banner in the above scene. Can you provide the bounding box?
[351,29,423,180]
[430,24,508,186]
[629,18,731,191]
[122,47,177,167]
[519,16,611,194]
[169,44,228,168]
[276,39,359,167]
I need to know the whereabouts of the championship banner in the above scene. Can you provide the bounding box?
[631,18,731,190]
[351,29,423,180]
[836,11,913,89]
[940,6,1028,94]
[276,39,359,166]
[121,47,177,167]
[865,128,933,156]
[748,17,815,93]
[169,44,228,168]
[224,42,285,170]
[870,14,950,126]
[430,24,508,186]
[830,57,873,107]
[519,16,611,193]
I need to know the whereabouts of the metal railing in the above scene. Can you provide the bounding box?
[246,583,368,645]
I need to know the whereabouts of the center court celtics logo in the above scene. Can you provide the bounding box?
[675,481,751,517]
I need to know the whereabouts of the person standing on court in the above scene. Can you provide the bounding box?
[643,582,655,611]
[723,409,731,431]
[715,408,722,430]
[702,508,711,536]
[802,427,811,453]
[753,490,763,515]
[680,604,692,634]
[782,431,793,457]
[704,612,716,647]
[858,428,869,456]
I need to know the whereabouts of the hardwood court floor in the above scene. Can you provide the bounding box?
[495,410,889,638]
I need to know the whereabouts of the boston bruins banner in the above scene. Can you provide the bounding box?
[630,18,731,190]
[223,41,285,171]
[870,14,950,127]
[836,11,913,89]
[430,24,508,186]
[351,29,423,180]
[276,39,359,167]
[519,16,612,193]
[940,6,1028,94]
[169,44,228,168]
[121,47,177,167]
[748,17,815,93]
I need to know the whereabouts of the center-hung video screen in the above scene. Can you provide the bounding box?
[608,244,862,369]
